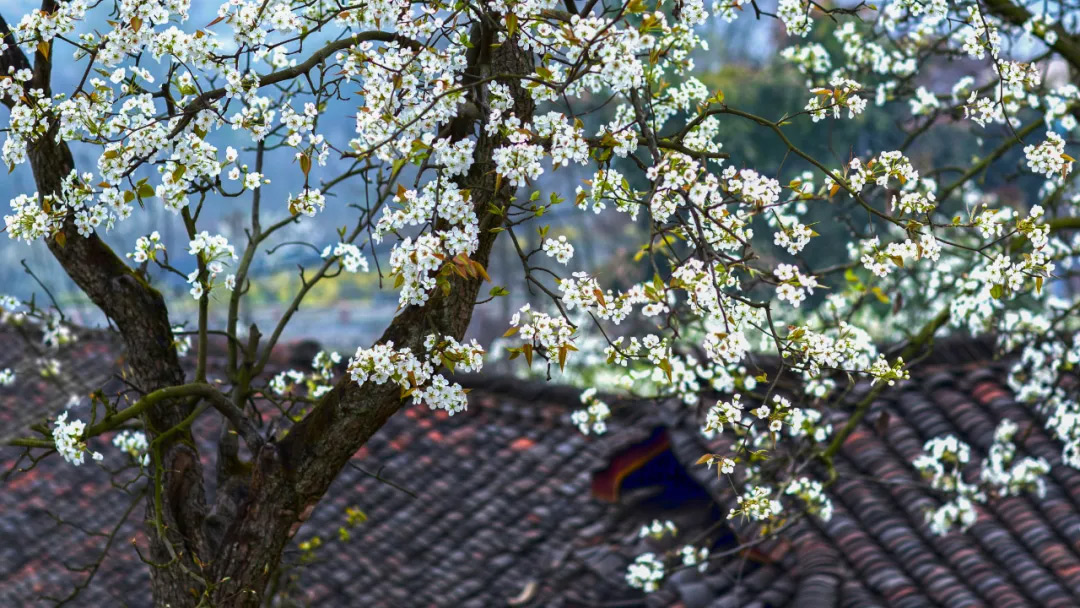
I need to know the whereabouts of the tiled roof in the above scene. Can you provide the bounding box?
[0,327,121,445]
[664,343,1080,608]
[0,328,146,606]
[6,327,1080,608]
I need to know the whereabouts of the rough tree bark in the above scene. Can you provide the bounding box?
[3,9,532,607]
[206,26,536,607]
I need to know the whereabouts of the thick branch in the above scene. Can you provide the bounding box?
[8,382,254,445]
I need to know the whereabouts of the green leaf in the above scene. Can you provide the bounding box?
[441,353,456,373]
[658,358,673,383]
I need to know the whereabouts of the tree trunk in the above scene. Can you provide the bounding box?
[205,27,536,608]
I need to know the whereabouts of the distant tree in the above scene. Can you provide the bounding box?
[2,0,1080,604]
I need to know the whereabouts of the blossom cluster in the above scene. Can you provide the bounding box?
[53,412,102,466]
[376,178,479,307]
[728,486,783,521]
[127,231,166,263]
[270,350,342,399]
[913,420,1049,535]
[113,430,150,466]
[347,335,483,415]
[571,387,611,435]
[288,189,327,218]
[322,242,369,274]
[507,304,577,366]
[773,220,814,255]
[625,553,665,592]
[680,545,710,571]
[805,78,867,122]
[638,519,678,539]
[774,264,820,308]
[186,232,237,300]
[1024,133,1073,179]
[558,272,635,324]
[848,152,919,192]
[542,236,574,265]
[786,477,834,521]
